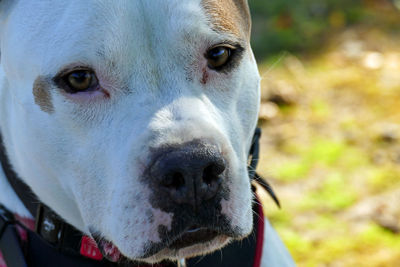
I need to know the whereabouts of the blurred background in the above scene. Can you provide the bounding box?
[248,0,400,266]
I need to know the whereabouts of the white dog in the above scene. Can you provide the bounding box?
[0,0,295,266]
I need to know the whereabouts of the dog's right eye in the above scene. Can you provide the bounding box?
[55,69,99,94]
[205,43,243,72]
[206,46,233,70]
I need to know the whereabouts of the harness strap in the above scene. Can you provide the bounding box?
[0,206,28,267]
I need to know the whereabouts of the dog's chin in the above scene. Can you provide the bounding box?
[93,229,233,264]
[140,234,231,264]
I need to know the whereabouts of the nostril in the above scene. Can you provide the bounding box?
[203,165,215,186]
[164,171,185,189]
[202,161,225,186]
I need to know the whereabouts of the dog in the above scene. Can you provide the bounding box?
[0,0,295,266]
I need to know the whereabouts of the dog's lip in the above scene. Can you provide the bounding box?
[186,227,203,233]
[167,226,220,250]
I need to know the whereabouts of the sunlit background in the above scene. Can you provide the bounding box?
[249,0,400,266]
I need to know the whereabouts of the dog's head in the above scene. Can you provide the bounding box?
[0,0,260,263]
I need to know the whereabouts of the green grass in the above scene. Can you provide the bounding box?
[272,139,362,182]
[366,168,400,194]
[301,172,358,211]
[257,22,400,266]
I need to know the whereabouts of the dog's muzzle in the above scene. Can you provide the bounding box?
[136,140,232,255]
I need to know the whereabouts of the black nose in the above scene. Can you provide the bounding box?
[150,141,226,208]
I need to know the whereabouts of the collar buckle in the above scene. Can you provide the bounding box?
[35,204,64,246]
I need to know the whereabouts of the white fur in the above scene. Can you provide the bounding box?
[0,0,294,264]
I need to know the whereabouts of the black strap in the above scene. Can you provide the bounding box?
[0,225,28,267]
[0,205,28,267]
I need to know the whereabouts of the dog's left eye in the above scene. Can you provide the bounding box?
[56,69,99,93]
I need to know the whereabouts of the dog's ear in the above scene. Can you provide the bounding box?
[234,0,252,32]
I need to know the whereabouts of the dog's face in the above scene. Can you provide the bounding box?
[0,0,260,263]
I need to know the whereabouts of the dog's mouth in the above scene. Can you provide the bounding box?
[92,226,223,262]
[167,226,220,250]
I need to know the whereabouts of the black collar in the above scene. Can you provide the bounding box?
[0,128,279,267]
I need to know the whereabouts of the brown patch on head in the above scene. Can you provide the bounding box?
[33,76,54,113]
[201,0,251,40]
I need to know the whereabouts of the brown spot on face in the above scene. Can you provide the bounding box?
[101,88,111,99]
[201,68,209,84]
[201,0,251,40]
[33,76,54,113]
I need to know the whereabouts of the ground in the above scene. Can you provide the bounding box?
[256,22,400,267]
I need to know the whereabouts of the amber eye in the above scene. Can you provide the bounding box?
[65,70,98,93]
[206,46,233,69]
